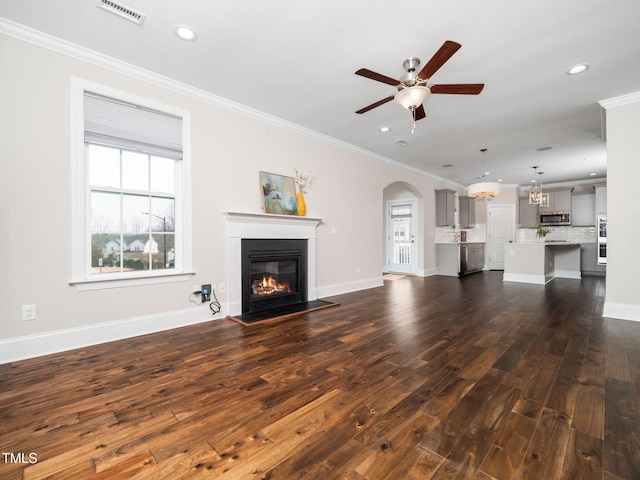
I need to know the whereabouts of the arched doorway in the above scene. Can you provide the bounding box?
[383,182,422,275]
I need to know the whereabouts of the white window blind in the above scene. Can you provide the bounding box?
[84,92,183,159]
[391,205,412,218]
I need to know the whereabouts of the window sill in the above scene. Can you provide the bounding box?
[70,271,195,291]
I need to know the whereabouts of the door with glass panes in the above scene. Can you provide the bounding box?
[387,200,417,274]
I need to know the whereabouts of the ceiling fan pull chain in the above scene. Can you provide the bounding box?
[411,108,416,134]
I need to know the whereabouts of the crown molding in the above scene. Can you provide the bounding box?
[0,18,459,187]
[599,91,640,109]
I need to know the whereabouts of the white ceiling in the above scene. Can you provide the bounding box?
[2,0,640,188]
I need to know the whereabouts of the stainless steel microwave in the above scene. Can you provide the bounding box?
[539,212,571,226]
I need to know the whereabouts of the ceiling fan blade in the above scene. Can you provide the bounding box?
[355,68,401,86]
[414,104,426,121]
[417,40,462,80]
[355,95,395,114]
[430,84,485,95]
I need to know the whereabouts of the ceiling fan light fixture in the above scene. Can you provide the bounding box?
[395,86,430,110]
[468,182,500,201]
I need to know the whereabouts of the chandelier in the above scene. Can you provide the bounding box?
[468,182,501,201]
[528,166,549,206]
[467,148,500,201]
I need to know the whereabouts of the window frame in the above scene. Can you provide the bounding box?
[70,78,193,290]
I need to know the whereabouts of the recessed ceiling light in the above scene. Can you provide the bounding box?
[379,126,390,132]
[498,179,503,182]
[174,25,197,41]
[566,63,590,75]
[589,172,597,176]
[483,171,491,176]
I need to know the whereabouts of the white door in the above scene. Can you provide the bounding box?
[386,200,417,274]
[488,204,515,270]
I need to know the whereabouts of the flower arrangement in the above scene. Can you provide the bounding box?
[294,169,314,194]
[535,225,552,238]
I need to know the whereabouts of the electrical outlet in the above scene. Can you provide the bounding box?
[22,304,36,321]
[201,284,211,303]
[217,282,226,294]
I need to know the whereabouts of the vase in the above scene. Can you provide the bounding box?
[296,192,306,216]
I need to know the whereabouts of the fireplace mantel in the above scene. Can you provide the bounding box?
[224,212,322,315]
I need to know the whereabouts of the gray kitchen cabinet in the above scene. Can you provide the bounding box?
[540,189,572,213]
[459,195,475,229]
[595,185,607,215]
[572,193,595,226]
[581,243,604,275]
[519,197,539,228]
[436,189,456,226]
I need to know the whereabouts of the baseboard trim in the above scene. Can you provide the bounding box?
[502,273,550,285]
[603,301,640,322]
[0,307,227,364]
[316,277,383,298]
[553,269,582,280]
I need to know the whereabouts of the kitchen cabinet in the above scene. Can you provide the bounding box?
[519,197,539,228]
[459,196,475,229]
[572,193,596,226]
[436,242,485,276]
[595,185,607,215]
[581,243,605,275]
[540,189,572,213]
[436,189,456,226]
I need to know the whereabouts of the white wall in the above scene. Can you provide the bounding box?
[601,94,640,321]
[0,32,460,361]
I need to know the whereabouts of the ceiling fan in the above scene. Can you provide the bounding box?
[355,40,484,122]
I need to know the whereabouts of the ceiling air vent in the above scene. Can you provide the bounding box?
[96,0,146,25]
[395,139,409,146]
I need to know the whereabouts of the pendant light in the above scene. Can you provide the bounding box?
[528,166,548,205]
[467,148,500,201]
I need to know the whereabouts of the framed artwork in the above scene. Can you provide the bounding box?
[259,171,298,215]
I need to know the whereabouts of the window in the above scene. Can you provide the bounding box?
[71,79,192,289]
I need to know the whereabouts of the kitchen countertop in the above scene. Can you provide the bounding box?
[436,241,485,244]
[510,241,581,245]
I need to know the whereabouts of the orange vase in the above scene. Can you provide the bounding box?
[296,192,306,216]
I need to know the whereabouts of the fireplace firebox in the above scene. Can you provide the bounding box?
[241,239,308,315]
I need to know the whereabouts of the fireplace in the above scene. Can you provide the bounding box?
[225,212,324,320]
[241,239,308,315]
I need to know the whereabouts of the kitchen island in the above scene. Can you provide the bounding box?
[503,242,582,284]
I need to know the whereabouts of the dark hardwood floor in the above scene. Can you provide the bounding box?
[1,272,639,479]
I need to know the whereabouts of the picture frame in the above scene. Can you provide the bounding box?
[259,171,298,215]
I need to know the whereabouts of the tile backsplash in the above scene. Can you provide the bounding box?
[435,225,596,244]
[516,226,597,243]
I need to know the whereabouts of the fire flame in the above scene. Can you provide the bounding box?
[251,276,290,296]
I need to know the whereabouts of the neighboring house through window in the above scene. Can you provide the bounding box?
[71,78,192,290]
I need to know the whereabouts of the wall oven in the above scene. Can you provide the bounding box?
[597,216,607,265]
